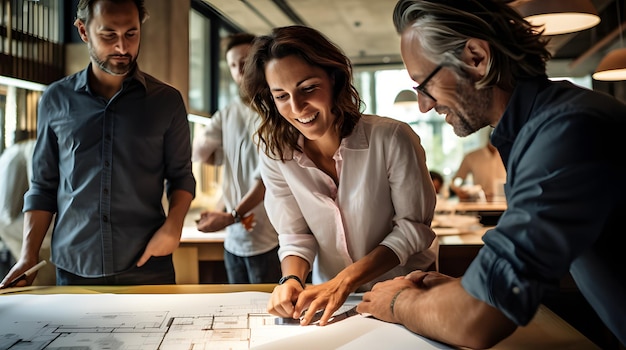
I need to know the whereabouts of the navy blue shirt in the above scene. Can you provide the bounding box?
[24,65,196,277]
[462,78,626,343]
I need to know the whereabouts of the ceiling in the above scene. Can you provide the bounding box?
[203,0,626,77]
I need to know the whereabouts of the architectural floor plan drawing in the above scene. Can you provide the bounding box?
[1,292,423,350]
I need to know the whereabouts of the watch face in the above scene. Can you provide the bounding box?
[231,209,241,223]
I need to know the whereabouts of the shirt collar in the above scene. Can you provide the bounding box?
[291,117,368,164]
[340,117,368,150]
[491,78,549,162]
[73,63,147,93]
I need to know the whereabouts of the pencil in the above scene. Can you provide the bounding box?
[3,260,47,288]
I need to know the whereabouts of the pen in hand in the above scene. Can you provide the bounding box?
[2,260,47,288]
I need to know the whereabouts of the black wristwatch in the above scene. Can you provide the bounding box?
[278,275,305,289]
[231,209,241,223]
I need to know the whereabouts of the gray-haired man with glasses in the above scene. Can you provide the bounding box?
[358,0,626,348]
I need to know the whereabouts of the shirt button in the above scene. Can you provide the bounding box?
[106,134,111,140]
[103,188,109,195]
[103,215,109,222]
[512,286,520,294]
[105,161,110,167]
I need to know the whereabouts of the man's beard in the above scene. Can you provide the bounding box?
[439,75,494,137]
[88,42,137,76]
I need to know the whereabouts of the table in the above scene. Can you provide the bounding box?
[172,226,226,284]
[435,225,489,277]
[436,199,507,226]
[0,284,600,349]
[173,204,502,283]
[173,224,491,283]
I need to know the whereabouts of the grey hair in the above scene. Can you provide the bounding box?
[393,0,550,91]
[76,0,149,26]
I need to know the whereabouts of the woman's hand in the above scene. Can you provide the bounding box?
[267,279,303,318]
[293,277,353,326]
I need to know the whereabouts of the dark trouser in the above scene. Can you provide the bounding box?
[56,255,175,285]
[224,246,281,284]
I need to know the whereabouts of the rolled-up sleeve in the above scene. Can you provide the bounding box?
[379,122,436,265]
[24,89,60,213]
[261,153,317,267]
[164,91,196,198]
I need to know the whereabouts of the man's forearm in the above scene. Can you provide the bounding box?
[165,190,194,231]
[394,280,516,349]
[234,179,265,215]
[20,210,54,262]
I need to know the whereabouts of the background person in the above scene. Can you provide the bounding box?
[192,33,280,284]
[0,0,195,288]
[358,0,626,348]
[429,170,444,195]
[242,25,438,327]
[0,130,55,286]
[449,139,506,201]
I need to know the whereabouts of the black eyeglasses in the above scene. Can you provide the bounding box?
[412,64,442,103]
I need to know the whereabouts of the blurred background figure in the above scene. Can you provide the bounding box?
[429,170,444,195]
[449,139,506,202]
[192,33,280,284]
[0,130,55,285]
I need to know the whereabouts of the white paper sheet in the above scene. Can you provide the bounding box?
[0,292,450,349]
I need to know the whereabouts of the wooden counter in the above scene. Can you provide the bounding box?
[173,224,492,283]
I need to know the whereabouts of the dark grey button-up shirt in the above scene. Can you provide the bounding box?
[462,78,626,343]
[24,65,196,277]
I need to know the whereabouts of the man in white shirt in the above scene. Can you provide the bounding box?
[192,33,280,284]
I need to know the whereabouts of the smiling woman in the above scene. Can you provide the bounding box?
[241,24,439,327]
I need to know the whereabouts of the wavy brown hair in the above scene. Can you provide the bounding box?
[241,25,362,160]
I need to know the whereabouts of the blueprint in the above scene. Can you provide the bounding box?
[0,292,446,350]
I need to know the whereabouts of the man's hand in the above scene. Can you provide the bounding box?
[196,211,232,232]
[405,270,454,288]
[357,278,416,323]
[196,210,256,232]
[136,224,181,267]
[0,259,40,289]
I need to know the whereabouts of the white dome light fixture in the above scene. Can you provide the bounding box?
[513,0,600,36]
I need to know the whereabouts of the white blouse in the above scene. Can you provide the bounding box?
[261,114,438,288]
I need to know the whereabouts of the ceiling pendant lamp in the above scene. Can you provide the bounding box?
[593,1,626,81]
[393,89,418,105]
[513,0,600,36]
[593,48,626,81]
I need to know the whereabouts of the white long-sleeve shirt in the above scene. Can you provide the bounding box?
[261,114,438,289]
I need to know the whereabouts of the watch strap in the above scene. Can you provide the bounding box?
[278,274,305,289]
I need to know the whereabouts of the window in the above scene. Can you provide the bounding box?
[355,68,595,189]
[354,67,486,185]
[188,1,241,209]
[188,9,211,115]
[0,77,44,152]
